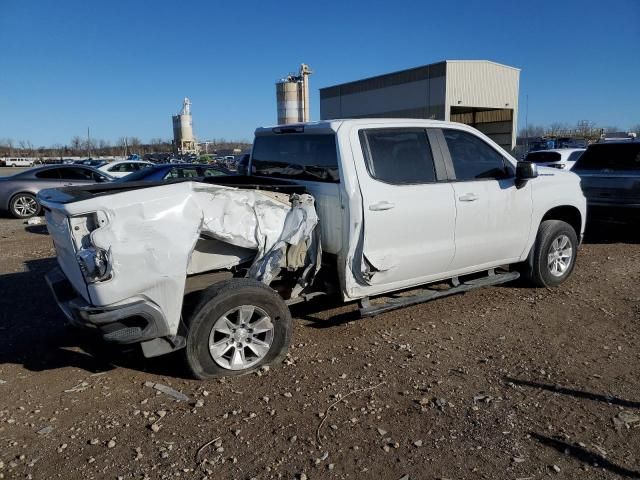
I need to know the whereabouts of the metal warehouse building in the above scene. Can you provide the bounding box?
[320,60,520,151]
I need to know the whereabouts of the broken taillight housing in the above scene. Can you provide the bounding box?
[76,247,112,283]
[69,212,112,283]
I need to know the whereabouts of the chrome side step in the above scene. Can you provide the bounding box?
[359,270,520,318]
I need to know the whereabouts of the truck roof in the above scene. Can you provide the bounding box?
[255,118,472,135]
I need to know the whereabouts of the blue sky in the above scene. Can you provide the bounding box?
[0,0,638,146]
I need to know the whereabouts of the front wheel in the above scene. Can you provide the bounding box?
[10,193,40,218]
[520,219,578,287]
[184,278,292,379]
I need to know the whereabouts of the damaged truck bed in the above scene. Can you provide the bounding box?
[40,118,587,378]
[40,177,321,366]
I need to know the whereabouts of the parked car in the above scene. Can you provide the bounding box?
[40,119,585,378]
[0,165,113,218]
[573,141,640,222]
[524,148,585,170]
[73,159,108,168]
[4,158,35,167]
[98,160,154,178]
[115,163,230,182]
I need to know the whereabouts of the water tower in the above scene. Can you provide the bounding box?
[172,98,197,154]
[275,64,312,124]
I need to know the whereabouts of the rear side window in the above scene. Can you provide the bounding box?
[59,167,97,180]
[202,168,224,177]
[443,129,510,181]
[574,144,640,171]
[164,167,200,179]
[35,169,61,179]
[525,151,562,163]
[108,163,134,172]
[252,134,339,183]
[360,128,436,184]
[568,151,584,162]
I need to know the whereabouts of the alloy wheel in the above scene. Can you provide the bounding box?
[208,305,274,370]
[547,234,573,277]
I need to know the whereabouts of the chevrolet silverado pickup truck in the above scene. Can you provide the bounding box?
[39,119,586,378]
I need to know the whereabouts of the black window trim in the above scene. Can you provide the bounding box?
[438,127,516,183]
[358,127,448,186]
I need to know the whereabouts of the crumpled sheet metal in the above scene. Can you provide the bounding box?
[193,187,320,286]
[68,181,319,334]
[246,193,321,286]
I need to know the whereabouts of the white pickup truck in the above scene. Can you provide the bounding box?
[39,119,586,378]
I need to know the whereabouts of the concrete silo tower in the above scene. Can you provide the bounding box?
[172,97,198,154]
[276,64,312,124]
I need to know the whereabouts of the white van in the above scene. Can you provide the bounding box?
[5,158,35,167]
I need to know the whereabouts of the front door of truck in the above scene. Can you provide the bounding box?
[439,128,532,270]
[352,127,456,289]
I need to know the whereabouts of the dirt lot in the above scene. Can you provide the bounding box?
[0,216,639,480]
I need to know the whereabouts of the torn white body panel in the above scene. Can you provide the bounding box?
[39,181,319,335]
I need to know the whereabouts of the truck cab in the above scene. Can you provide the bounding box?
[252,119,585,301]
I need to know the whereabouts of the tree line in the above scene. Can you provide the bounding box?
[519,120,640,139]
[0,136,251,158]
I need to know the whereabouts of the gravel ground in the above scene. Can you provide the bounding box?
[0,215,639,480]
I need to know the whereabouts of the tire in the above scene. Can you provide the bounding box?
[184,278,292,379]
[520,220,578,288]
[9,193,40,218]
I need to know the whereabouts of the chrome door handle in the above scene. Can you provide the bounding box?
[458,193,479,202]
[369,201,395,211]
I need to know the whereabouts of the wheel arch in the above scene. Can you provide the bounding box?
[541,205,582,239]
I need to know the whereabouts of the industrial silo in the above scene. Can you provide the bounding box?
[276,64,312,125]
[172,97,197,154]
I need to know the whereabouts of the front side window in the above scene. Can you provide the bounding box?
[443,129,510,181]
[251,134,339,183]
[361,129,436,184]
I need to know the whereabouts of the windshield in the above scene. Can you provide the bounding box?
[573,143,640,171]
[251,134,339,183]
[525,151,561,163]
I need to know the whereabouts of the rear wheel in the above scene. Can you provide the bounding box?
[9,193,40,218]
[520,220,578,287]
[184,278,292,379]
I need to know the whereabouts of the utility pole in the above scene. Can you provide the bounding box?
[87,127,92,158]
[525,94,529,154]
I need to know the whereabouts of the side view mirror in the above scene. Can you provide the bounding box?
[515,161,538,188]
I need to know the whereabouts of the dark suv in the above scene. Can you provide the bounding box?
[573,141,640,222]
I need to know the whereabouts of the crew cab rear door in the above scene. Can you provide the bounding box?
[352,126,456,288]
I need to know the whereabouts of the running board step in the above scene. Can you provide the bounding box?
[359,271,519,318]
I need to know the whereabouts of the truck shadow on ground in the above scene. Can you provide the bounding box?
[0,257,191,379]
[530,432,640,478]
[504,376,640,409]
[583,219,639,245]
[507,377,640,477]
